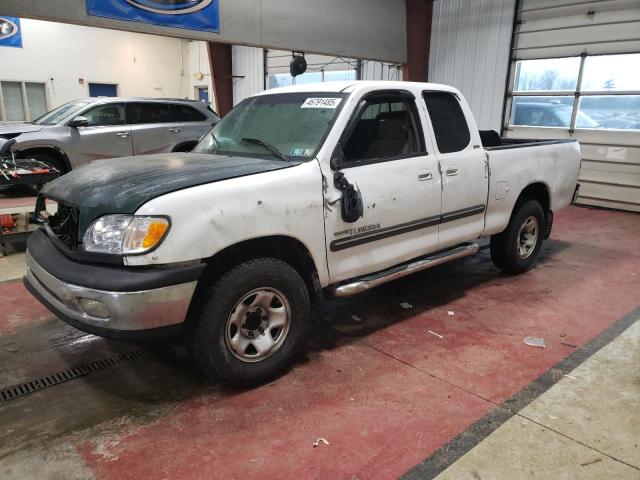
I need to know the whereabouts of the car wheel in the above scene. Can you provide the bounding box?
[490,199,545,274]
[185,258,311,387]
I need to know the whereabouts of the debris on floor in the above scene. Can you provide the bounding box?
[350,315,364,323]
[428,330,444,339]
[399,302,413,309]
[447,310,455,316]
[561,341,578,348]
[313,437,330,448]
[523,337,546,348]
[580,457,602,467]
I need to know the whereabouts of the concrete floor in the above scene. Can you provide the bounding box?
[0,205,639,479]
[432,318,640,480]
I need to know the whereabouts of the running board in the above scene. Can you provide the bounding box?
[327,243,479,298]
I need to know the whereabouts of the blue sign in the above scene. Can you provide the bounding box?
[86,0,219,33]
[0,16,22,48]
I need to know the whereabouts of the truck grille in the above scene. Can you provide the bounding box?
[45,200,79,250]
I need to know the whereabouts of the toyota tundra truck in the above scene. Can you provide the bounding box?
[23,81,581,387]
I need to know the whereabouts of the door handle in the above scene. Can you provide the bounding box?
[115,132,129,138]
[169,128,182,133]
[446,167,459,176]
[418,172,433,181]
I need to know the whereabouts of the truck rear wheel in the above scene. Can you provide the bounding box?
[490,199,545,274]
[186,258,311,387]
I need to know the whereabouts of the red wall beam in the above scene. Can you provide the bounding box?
[208,42,234,117]
[404,0,433,82]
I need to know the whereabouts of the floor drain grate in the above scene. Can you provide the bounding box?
[0,343,172,404]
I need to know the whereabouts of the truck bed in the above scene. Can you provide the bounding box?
[482,133,581,238]
[480,130,577,150]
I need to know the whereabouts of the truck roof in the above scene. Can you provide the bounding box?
[256,80,462,96]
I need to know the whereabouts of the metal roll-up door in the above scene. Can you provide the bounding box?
[503,0,640,212]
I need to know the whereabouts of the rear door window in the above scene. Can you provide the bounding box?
[127,103,171,124]
[422,92,471,154]
[171,104,207,122]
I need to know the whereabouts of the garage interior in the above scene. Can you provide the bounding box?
[0,0,639,479]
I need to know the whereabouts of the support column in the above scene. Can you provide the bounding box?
[403,0,433,82]
[207,41,234,117]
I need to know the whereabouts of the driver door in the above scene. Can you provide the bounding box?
[67,102,133,166]
[324,90,442,283]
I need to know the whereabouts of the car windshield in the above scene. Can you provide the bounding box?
[193,92,347,160]
[552,105,599,128]
[33,101,89,126]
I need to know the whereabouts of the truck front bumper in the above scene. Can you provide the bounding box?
[24,229,205,339]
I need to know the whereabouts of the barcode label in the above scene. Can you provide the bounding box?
[301,98,342,109]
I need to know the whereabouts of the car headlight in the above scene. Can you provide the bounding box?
[83,215,170,255]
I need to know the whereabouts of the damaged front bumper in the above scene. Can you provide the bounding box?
[23,229,205,339]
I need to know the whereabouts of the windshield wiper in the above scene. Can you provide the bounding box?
[241,137,290,162]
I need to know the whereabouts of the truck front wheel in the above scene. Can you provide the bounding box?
[490,199,545,274]
[186,258,311,387]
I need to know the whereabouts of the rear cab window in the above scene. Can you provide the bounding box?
[422,91,471,153]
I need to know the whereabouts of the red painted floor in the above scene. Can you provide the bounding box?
[0,194,36,210]
[0,280,50,336]
[1,206,639,479]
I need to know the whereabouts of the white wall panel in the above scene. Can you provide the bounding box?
[428,0,515,131]
[232,46,264,105]
[360,61,403,82]
[185,40,214,107]
[0,19,200,109]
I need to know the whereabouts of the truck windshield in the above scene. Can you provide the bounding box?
[193,93,347,160]
[34,101,89,126]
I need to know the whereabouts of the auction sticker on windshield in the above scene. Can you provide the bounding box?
[302,98,342,109]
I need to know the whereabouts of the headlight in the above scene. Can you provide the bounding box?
[83,215,170,255]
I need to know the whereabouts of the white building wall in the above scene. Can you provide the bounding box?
[232,46,265,105]
[185,39,214,105]
[428,0,515,131]
[361,61,403,82]
[0,19,212,109]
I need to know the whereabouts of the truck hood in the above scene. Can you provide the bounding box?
[41,152,301,235]
[0,123,45,137]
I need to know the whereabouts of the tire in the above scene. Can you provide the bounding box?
[490,199,545,274]
[19,153,65,194]
[185,258,311,387]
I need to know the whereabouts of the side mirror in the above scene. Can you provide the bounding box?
[0,138,16,157]
[68,116,89,128]
[334,171,363,223]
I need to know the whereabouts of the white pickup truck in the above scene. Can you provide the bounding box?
[24,81,581,386]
